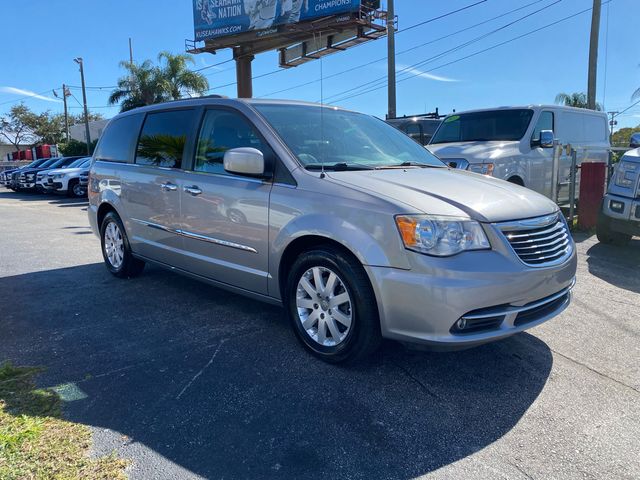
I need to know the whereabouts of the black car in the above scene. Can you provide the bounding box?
[17,156,82,191]
[1,158,50,187]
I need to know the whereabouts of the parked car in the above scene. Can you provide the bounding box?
[18,156,82,191]
[597,147,640,244]
[427,105,610,203]
[630,132,640,148]
[386,115,442,146]
[39,157,91,196]
[9,158,60,190]
[88,98,576,363]
[1,158,50,187]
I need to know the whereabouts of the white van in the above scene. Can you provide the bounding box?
[427,105,610,202]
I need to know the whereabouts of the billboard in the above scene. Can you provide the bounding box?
[193,0,362,41]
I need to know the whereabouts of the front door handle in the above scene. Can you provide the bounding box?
[183,185,202,196]
[160,182,178,192]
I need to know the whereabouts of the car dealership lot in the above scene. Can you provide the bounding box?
[1,190,638,480]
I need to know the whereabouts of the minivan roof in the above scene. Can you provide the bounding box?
[113,97,352,118]
[443,105,608,117]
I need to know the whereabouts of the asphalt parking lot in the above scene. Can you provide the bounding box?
[1,190,638,480]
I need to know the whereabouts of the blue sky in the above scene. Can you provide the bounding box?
[1,0,639,129]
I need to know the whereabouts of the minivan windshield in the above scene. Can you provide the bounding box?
[254,104,445,169]
[431,109,534,144]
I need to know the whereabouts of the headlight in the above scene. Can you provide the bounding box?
[468,163,495,176]
[395,215,490,256]
[615,161,637,188]
[53,173,64,179]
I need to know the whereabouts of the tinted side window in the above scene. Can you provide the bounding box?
[532,111,554,144]
[194,109,271,175]
[404,123,423,144]
[94,114,144,163]
[135,110,194,169]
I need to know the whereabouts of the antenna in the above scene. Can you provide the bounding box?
[317,30,326,179]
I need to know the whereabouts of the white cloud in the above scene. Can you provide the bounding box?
[0,86,61,103]
[397,65,459,83]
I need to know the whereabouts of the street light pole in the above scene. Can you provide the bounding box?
[74,57,91,155]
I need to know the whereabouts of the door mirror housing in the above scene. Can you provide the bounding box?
[539,130,555,148]
[223,148,265,176]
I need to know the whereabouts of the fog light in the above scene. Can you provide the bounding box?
[609,200,624,213]
[456,317,467,330]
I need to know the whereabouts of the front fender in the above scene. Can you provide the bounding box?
[268,213,411,300]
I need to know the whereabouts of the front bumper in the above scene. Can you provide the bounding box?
[601,193,640,236]
[365,236,577,349]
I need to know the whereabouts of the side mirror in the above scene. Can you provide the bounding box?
[539,130,554,148]
[223,147,265,176]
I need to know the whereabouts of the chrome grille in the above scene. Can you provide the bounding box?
[499,213,572,267]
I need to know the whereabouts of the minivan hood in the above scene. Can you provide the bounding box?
[427,140,520,163]
[327,167,557,223]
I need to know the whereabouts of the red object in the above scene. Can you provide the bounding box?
[11,151,20,160]
[18,150,25,160]
[35,145,51,159]
[23,149,33,161]
[578,162,607,230]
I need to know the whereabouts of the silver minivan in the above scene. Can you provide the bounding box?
[88,98,577,363]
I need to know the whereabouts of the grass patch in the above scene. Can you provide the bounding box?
[0,362,128,479]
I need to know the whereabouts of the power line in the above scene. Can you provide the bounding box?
[325,0,562,103]
[258,0,547,98]
[211,0,494,95]
[330,1,607,105]
[396,0,488,34]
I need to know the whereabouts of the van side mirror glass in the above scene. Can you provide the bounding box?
[223,147,265,176]
[539,130,554,148]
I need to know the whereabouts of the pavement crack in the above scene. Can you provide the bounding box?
[509,462,535,480]
[176,339,226,400]
[389,358,440,400]
[551,349,639,395]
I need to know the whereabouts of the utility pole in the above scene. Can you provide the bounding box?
[607,111,618,143]
[386,0,396,119]
[129,38,134,64]
[74,57,91,155]
[62,84,69,142]
[587,0,601,110]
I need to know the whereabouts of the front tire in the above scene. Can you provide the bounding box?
[68,179,86,198]
[596,212,631,245]
[100,212,145,278]
[285,246,381,363]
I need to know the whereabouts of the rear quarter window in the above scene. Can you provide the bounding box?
[94,114,144,163]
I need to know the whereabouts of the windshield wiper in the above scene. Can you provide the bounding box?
[376,161,443,169]
[305,162,374,171]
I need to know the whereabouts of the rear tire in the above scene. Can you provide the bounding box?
[596,213,631,245]
[100,211,145,278]
[284,246,381,364]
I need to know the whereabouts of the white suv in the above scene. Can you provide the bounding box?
[40,157,91,197]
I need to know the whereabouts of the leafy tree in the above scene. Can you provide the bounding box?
[0,104,37,149]
[611,125,640,147]
[108,53,209,112]
[59,138,98,156]
[554,92,603,111]
[108,60,168,112]
[158,51,209,100]
[70,112,104,124]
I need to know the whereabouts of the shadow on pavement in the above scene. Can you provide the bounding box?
[585,239,640,294]
[1,263,553,479]
[0,190,87,205]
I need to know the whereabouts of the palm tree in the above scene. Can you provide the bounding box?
[555,92,602,111]
[108,60,168,112]
[157,51,209,100]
